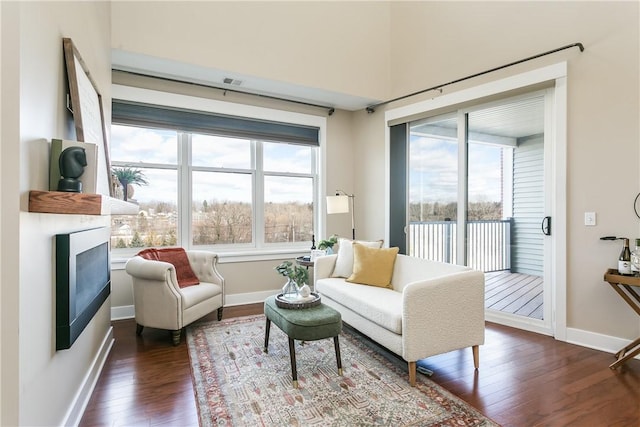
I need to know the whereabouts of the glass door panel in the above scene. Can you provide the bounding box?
[466,140,513,272]
[467,95,546,321]
[408,116,458,263]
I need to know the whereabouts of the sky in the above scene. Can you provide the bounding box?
[409,133,505,205]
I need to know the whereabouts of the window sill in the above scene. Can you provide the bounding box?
[111,248,311,270]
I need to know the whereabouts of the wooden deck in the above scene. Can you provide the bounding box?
[485,271,543,320]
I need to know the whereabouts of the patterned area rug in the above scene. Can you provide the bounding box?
[187,315,498,426]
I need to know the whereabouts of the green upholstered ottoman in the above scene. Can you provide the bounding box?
[264,295,343,388]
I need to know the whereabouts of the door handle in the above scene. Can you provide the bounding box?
[542,216,551,236]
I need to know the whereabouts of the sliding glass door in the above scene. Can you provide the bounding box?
[407,92,550,327]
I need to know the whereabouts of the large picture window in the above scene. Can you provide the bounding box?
[110,97,321,257]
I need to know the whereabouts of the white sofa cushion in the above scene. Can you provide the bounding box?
[316,277,403,334]
[331,238,383,278]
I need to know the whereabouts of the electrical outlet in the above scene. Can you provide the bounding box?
[584,212,596,226]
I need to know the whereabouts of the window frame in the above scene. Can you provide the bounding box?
[110,85,327,265]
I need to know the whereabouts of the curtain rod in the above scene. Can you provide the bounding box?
[365,42,584,113]
[113,69,336,116]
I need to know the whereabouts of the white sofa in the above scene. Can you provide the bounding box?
[314,253,485,386]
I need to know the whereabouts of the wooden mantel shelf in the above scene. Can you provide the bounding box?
[28,190,139,215]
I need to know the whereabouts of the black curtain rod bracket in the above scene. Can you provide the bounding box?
[366,42,584,114]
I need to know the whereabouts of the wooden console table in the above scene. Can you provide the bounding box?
[603,269,640,369]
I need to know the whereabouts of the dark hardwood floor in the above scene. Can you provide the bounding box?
[80,304,640,427]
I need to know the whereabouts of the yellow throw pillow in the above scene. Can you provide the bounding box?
[331,238,384,278]
[346,243,399,288]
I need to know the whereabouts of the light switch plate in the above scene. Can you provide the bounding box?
[584,212,596,226]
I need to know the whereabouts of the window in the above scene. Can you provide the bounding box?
[110,97,321,257]
[111,125,178,249]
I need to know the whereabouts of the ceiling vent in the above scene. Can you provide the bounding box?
[223,77,243,86]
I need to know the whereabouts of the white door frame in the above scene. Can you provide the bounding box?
[384,62,568,340]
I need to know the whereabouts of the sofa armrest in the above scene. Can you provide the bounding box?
[401,269,485,361]
[314,254,338,283]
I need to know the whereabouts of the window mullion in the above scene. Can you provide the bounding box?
[254,140,264,247]
[179,132,191,248]
[311,147,319,244]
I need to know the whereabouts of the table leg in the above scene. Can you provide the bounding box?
[288,338,298,388]
[264,318,271,353]
[334,336,343,376]
[606,281,640,368]
[610,336,640,369]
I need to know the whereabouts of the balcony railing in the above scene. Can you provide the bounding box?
[408,219,512,272]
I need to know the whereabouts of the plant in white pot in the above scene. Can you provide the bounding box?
[317,235,338,254]
[275,260,309,299]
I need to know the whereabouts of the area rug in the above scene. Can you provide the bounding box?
[187,315,498,426]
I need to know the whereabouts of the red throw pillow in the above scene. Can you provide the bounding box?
[136,248,200,288]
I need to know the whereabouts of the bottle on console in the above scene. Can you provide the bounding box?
[631,238,640,276]
[618,238,632,276]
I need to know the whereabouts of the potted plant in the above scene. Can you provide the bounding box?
[112,166,149,201]
[275,260,309,299]
[317,235,339,254]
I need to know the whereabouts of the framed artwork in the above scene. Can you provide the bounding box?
[62,37,113,196]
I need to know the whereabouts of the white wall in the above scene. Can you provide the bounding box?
[1,2,22,424]
[1,1,113,425]
[111,1,391,102]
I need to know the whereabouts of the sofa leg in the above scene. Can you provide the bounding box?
[472,345,479,369]
[217,307,224,321]
[171,330,181,346]
[408,361,417,386]
[136,324,144,336]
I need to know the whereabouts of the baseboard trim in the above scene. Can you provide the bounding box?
[111,305,134,320]
[566,327,640,361]
[486,312,640,362]
[224,289,280,307]
[63,326,114,427]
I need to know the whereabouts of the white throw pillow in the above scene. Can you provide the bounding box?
[331,238,383,278]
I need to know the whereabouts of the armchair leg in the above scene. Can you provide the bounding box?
[136,324,144,336]
[171,329,181,346]
[472,345,480,369]
[217,307,224,321]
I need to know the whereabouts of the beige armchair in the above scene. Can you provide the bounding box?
[125,250,225,345]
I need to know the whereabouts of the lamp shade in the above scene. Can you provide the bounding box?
[326,195,350,214]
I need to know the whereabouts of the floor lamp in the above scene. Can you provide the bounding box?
[326,190,355,240]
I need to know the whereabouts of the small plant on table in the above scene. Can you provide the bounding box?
[274,260,309,287]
